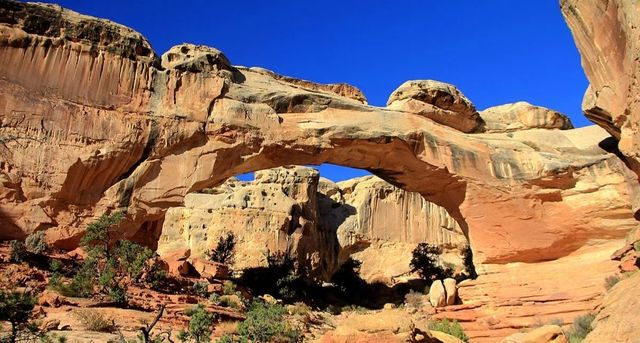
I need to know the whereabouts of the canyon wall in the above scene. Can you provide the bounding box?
[0,1,638,267]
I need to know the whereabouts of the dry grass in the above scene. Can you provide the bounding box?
[74,309,117,333]
[215,320,239,336]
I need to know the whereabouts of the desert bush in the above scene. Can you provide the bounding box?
[410,243,452,281]
[205,232,236,265]
[237,301,301,343]
[25,231,48,255]
[9,240,27,263]
[178,304,217,343]
[74,309,117,333]
[193,282,209,298]
[428,318,469,342]
[565,313,595,343]
[0,289,40,342]
[219,295,241,309]
[604,275,620,290]
[634,241,640,252]
[404,290,424,308]
[222,281,236,296]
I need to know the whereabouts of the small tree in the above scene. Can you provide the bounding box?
[178,304,217,343]
[410,243,451,281]
[205,232,236,265]
[0,290,39,343]
[75,211,155,304]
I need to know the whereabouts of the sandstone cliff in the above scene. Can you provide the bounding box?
[160,166,467,283]
[561,0,640,200]
[0,1,637,268]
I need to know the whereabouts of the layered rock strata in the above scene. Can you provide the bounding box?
[0,1,637,268]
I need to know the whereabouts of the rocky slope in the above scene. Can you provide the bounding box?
[0,1,638,269]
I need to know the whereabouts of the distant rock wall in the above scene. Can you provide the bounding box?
[159,166,467,283]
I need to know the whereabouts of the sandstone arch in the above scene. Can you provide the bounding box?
[0,1,637,266]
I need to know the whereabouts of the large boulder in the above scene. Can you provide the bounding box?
[386,80,483,133]
[443,278,458,306]
[479,102,573,133]
[429,280,447,308]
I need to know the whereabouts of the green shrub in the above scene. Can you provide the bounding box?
[428,318,469,342]
[565,313,595,343]
[0,289,39,342]
[209,293,221,305]
[410,243,452,281]
[237,301,301,343]
[341,304,368,313]
[9,240,27,263]
[178,304,217,343]
[74,309,117,332]
[222,281,236,296]
[25,230,48,255]
[604,275,620,290]
[205,232,236,265]
[193,282,210,298]
[216,335,233,343]
[634,241,640,252]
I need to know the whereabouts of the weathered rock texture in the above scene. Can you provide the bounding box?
[435,240,622,342]
[159,166,338,279]
[160,166,466,282]
[0,1,638,268]
[479,102,574,133]
[561,0,640,192]
[583,271,640,343]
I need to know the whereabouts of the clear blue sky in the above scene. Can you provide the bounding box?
[41,0,589,181]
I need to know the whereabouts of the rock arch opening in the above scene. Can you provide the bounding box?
[156,164,470,284]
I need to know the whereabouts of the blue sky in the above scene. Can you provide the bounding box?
[42,1,589,181]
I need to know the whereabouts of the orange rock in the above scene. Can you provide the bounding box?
[190,258,229,280]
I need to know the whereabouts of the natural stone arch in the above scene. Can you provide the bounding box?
[0,1,637,267]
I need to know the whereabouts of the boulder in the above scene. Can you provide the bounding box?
[429,280,447,308]
[38,290,63,308]
[190,258,229,280]
[40,319,60,332]
[443,278,458,306]
[161,249,192,276]
[386,80,482,132]
[501,325,567,343]
[479,102,573,132]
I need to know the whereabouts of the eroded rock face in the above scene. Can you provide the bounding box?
[480,102,574,133]
[331,176,467,284]
[0,1,638,267]
[561,0,640,187]
[160,168,466,282]
[159,166,338,279]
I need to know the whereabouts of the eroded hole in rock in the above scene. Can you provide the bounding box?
[157,164,474,308]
